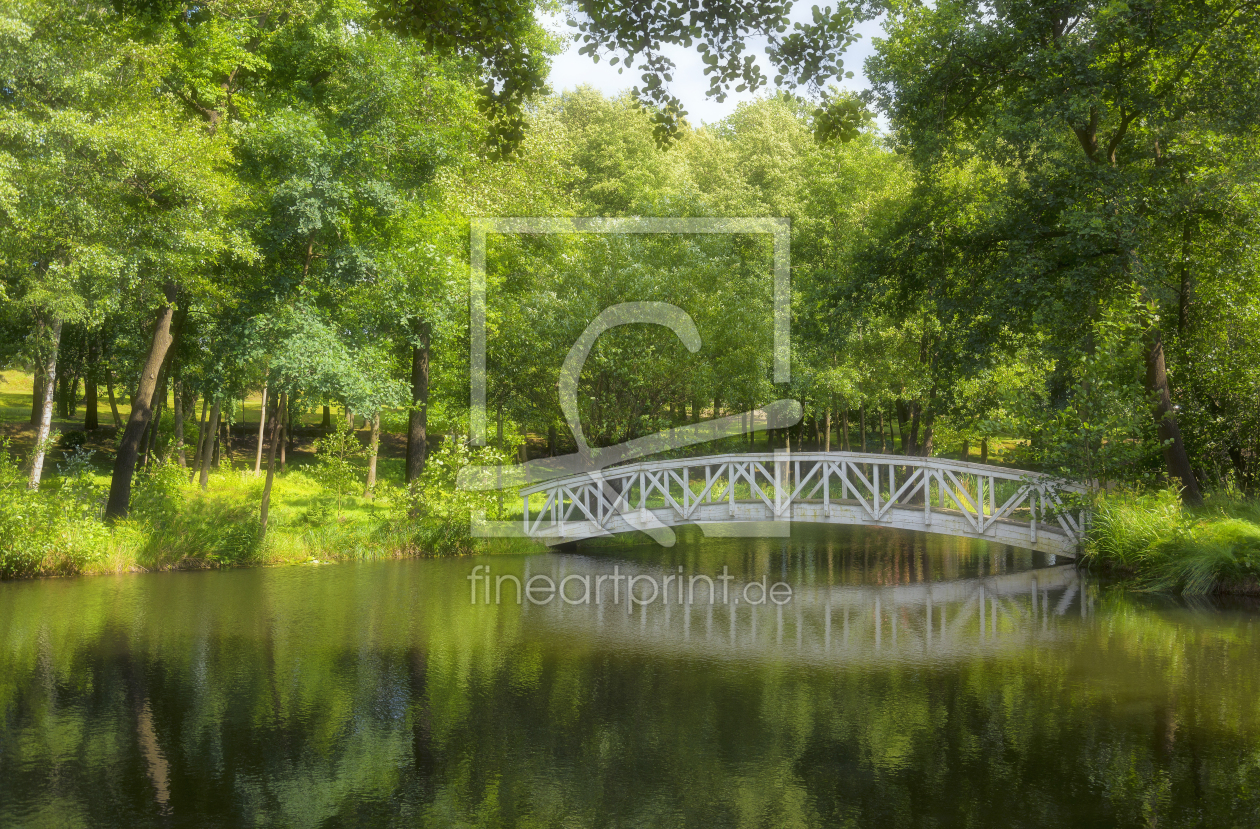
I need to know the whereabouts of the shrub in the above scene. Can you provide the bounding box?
[1085,489,1260,594]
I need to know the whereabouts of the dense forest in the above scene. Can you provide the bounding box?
[1,0,1258,586]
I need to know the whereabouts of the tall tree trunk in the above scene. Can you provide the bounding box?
[859,406,867,452]
[1145,326,1203,504]
[879,410,887,453]
[981,438,989,464]
[220,413,231,468]
[198,398,221,490]
[908,402,922,456]
[84,335,99,431]
[105,286,177,520]
[548,424,557,457]
[29,368,44,426]
[260,392,286,535]
[254,385,268,476]
[105,368,122,428]
[190,396,208,482]
[824,403,832,452]
[895,400,912,455]
[841,409,850,451]
[405,324,430,483]
[364,412,380,497]
[321,405,331,431]
[56,364,70,418]
[278,407,287,468]
[173,378,185,467]
[143,369,166,466]
[27,317,62,490]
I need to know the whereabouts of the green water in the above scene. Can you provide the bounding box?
[2,526,1258,828]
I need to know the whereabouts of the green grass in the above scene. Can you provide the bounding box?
[0,461,544,580]
[0,367,544,579]
[1083,489,1260,594]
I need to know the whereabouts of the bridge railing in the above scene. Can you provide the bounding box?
[520,451,1090,547]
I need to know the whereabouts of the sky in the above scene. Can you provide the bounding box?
[542,9,888,128]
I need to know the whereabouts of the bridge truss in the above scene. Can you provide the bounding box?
[520,452,1090,555]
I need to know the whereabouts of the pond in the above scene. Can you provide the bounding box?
[2,526,1258,828]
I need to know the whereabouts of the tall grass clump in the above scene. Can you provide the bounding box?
[1085,488,1260,594]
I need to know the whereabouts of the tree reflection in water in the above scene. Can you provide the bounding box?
[1,526,1257,828]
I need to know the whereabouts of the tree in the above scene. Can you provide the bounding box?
[865,0,1260,500]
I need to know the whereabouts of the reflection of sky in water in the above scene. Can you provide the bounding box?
[2,525,1258,828]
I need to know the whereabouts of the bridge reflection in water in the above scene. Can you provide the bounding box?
[514,548,1087,666]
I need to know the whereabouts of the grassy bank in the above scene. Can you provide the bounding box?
[0,439,539,580]
[1082,489,1260,595]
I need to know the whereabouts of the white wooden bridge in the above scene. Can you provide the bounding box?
[520,452,1090,556]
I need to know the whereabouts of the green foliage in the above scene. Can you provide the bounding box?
[0,440,108,578]
[1085,490,1260,594]
[130,458,189,522]
[311,421,367,518]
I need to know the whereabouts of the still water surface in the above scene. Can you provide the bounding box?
[2,526,1258,827]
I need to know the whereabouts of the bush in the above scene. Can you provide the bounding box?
[131,458,190,522]
[60,430,88,451]
[1084,489,1260,594]
[0,439,108,578]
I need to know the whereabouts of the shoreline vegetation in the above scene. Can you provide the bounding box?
[1081,490,1260,596]
[3,369,1257,594]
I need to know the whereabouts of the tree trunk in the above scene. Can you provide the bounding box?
[260,392,286,535]
[220,413,231,469]
[981,438,989,464]
[345,406,353,428]
[105,368,122,428]
[908,402,922,456]
[548,424,557,457]
[144,368,167,466]
[405,324,430,483]
[56,366,68,419]
[198,398,221,490]
[895,400,912,455]
[321,405,331,431]
[27,318,62,490]
[364,412,380,497]
[190,396,208,481]
[254,385,268,476]
[29,368,44,426]
[84,335,99,431]
[879,410,887,453]
[1145,326,1203,505]
[173,378,185,467]
[278,408,287,468]
[841,409,850,451]
[824,404,832,452]
[859,406,867,452]
[105,286,177,520]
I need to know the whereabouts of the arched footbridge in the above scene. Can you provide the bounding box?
[520,452,1091,556]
